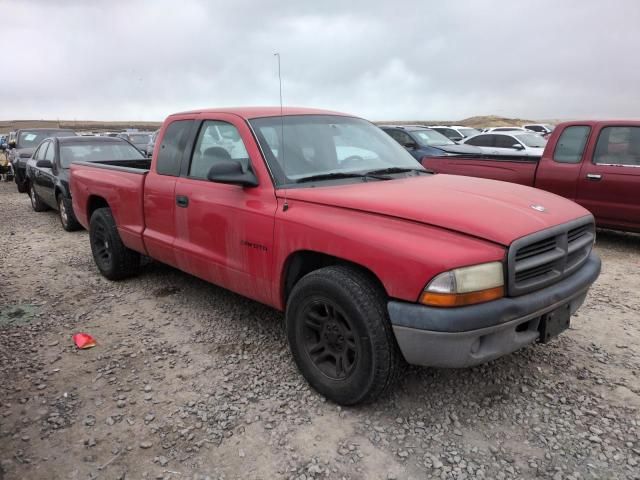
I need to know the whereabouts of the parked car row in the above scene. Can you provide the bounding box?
[26,136,148,230]
[8,107,608,406]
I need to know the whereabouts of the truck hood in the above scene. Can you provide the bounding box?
[283,174,591,246]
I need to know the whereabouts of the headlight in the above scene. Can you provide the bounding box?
[419,262,504,307]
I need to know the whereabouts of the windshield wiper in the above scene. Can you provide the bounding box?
[295,172,370,184]
[365,167,430,176]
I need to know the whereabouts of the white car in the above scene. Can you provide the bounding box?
[429,125,481,142]
[461,131,547,157]
[482,126,531,133]
[522,124,555,134]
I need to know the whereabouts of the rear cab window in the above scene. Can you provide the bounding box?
[156,120,193,176]
[553,126,591,164]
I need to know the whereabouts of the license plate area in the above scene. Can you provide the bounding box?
[539,304,571,343]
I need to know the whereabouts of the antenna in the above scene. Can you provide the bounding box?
[274,52,288,212]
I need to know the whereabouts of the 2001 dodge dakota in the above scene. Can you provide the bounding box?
[70,107,601,405]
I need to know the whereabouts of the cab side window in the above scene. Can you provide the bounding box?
[466,134,494,147]
[495,135,519,149]
[44,142,55,161]
[440,128,458,139]
[188,121,250,179]
[385,129,413,147]
[156,120,193,176]
[35,142,49,161]
[594,126,640,166]
[553,126,590,164]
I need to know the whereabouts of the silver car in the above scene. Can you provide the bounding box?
[461,132,547,157]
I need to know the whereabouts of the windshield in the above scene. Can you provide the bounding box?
[249,115,423,185]
[515,133,548,148]
[60,141,144,168]
[410,129,454,146]
[18,130,75,148]
[459,128,481,137]
[128,134,151,144]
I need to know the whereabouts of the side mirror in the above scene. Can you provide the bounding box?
[512,143,525,150]
[207,160,258,187]
[8,140,16,148]
[404,142,418,149]
[36,159,53,168]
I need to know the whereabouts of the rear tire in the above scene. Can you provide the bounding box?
[16,177,28,193]
[29,182,48,212]
[286,265,403,405]
[58,195,81,232]
[89,207,141,280]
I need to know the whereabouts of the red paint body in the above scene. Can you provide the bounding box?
[422,121,640,232]
[71,108,592,311]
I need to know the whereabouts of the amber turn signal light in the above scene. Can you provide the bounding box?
[419,286,504,307]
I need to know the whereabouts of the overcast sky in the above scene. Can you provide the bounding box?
[2,0,639,122]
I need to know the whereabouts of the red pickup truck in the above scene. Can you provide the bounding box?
[71,107,601,405]
[422,121,640,233]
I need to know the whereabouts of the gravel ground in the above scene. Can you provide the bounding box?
[1,180,639,480]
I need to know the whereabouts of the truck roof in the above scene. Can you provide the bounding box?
[170,106,351,120]
[556,120,640,128]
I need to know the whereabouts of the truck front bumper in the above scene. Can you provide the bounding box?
[389,252,601,368]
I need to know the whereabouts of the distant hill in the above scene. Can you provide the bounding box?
[376,115,541,128]
[0,119,163,135]
[1,115,557,136]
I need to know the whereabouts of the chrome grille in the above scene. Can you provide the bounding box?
[507,217,595,296]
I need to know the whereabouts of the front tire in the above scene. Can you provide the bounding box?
[58,195,81,231]
[29,182,48,212]
[286,265,403,405]
[89,207,140,280]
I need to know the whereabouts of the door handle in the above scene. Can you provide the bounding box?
[586,173,602,181]
[176,195,189,208]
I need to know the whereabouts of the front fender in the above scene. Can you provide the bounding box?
[273,199,506,309]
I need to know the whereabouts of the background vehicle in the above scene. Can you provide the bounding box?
[8,128,77,193]
[461,131,547,158]
[429,125,481,142]
[25,136,146,231]
[523,124,555,134]
[71,107,600,405]
[145,129,159,157]
[117,131,153,153]
[0,143,13,181]
[380,125,483,160]
[422,121,640,232]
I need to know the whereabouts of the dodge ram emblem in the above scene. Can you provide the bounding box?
[530,204,546,212]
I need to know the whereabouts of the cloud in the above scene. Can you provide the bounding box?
[2,0,640,121]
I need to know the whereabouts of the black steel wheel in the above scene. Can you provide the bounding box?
[286,265,403,405]
[89,207,140,280]
[301,299,359,381]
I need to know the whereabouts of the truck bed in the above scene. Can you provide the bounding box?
[74,158,152,171]
[70,161,149,254]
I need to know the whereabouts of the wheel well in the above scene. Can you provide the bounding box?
[87,195,109,220]
[282,251,387,306]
